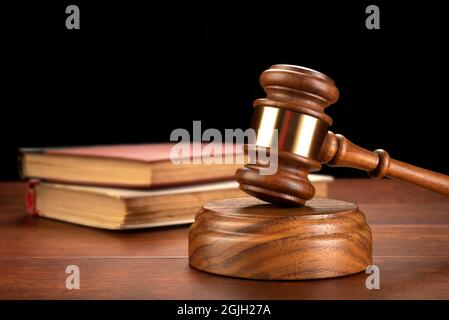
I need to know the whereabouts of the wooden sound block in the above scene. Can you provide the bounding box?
[189,197,372,280]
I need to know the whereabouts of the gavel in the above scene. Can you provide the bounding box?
[236,64,449,206]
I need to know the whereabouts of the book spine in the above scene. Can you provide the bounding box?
[18,148,44,179]
[17,149,25,179]
[26,179,40,216]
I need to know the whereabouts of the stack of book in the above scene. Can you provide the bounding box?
[19,143,332,230]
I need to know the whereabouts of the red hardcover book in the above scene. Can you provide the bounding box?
[25,179,40,216]
[20,143,244,188]
[24,177,331,229]
[24,179,247,229]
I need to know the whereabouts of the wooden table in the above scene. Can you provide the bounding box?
[1,179,449,299]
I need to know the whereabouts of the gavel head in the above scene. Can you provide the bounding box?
[235,64,339,206]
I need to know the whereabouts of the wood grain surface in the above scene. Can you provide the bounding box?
[189,197,372,280]
[1,179,449,299]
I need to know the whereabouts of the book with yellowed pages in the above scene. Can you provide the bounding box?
[26,175,332,230]
[19,143,244,188]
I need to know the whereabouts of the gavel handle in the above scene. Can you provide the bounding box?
[318,131,449,196]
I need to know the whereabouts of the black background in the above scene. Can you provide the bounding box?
[0,300,444,319]
[2,0,448,180]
